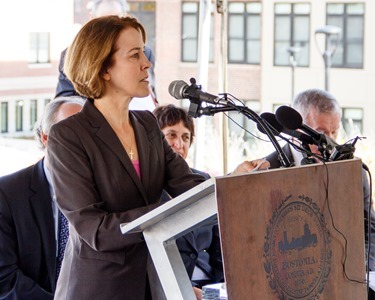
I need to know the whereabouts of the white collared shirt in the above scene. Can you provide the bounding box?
[43,160,59,257]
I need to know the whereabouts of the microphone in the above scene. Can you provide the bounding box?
[275,105,337,160]
[275,106,323,141]
[258,112,283,135]
[259,112,315,145]
[259,112,318,165]
[254,112,293,167]
[168,78,224,105]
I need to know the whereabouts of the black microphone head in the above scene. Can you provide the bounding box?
[275,105,303,130]
[258,112,283,135]
[168,80,188,100]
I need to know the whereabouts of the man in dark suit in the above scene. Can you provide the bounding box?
[265,89,375,275]
[0,96,84,299]
[55,0,157,104]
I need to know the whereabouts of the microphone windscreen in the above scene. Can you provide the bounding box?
[275,105,303,130]
[168,80,188,99]
[258,112,283,135]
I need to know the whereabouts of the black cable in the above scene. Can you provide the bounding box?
[321,161,367,287]
[199,97,293,167]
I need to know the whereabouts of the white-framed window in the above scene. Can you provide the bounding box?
[274,3,310,67]
[1,102,8,133]
[29,32,50,64]
[181,2,214,62]
[327,3,364,68]
[228,2,261,64]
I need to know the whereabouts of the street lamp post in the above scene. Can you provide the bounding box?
[287,46,300,101]
[314,25,341,91]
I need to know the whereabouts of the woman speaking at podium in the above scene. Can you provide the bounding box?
[47,16,205,299]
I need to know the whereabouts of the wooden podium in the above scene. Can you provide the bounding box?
[121,159,367,299]
[216,158,367,299]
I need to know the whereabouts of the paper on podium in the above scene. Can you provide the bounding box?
[202,283,227,300]
[369,271,375,291]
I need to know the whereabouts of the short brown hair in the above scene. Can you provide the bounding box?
[64,15,146,99]
[153,104,195,145]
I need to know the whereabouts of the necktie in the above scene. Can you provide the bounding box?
[56,210,69,280]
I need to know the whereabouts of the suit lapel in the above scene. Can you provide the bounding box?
[29,159,56,289]
[83,101,149,203]
[183,232,197,249]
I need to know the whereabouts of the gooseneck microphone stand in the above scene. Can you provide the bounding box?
[189,95,294,168]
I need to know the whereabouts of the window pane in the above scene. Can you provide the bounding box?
[293,41,309,66]
[327,4,344,14]
[38,49,49,63]
[327,16,344,29]
[294,3,310,14]
[38,32,49,63]
[228,3,245,13]
[182,3,198,13]
[29,33,38,63]
[229,16,244,38]
[293,16,309,41]
[344,108,363,119]
[247,3,262,14]
[229,40,245,62]
[342,107,363,133]
[247,15,260,39]
[182,40,197,61]
[327,16,344,66]
[183,15,198,38]
[331,44,344,65]
[1,102,8,133]
[247,40,260,64]
[275,16,291,40]
[274,41,290,65]
[30,100,38,130]
[347,17,363,39]
[275,4,291,14]
[16,101,23,131]
[347,43,363,65]
[347,3,364,14]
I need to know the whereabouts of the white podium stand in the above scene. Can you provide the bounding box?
[120,178,217,300]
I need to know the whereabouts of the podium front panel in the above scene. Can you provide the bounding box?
[216,159,366,299]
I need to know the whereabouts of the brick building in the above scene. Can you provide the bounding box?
[1,0,374,172]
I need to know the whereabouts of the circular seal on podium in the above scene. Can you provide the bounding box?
[263,194,331,299]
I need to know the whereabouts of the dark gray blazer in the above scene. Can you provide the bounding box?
[47,100,205,300]
[265,143,375,271]
[0,159,56,299]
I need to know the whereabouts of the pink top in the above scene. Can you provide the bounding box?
[132,160,141,178]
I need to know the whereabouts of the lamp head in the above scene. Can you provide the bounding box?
[287,46,301,55]
[315,25,341,36]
